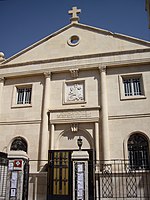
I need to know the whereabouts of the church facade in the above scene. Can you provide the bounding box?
[0,7,150,200]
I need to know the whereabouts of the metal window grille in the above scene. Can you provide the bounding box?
[123,78,142,96]
[17,87,32,104]
[128,134,149,170]
[10,137,28,152]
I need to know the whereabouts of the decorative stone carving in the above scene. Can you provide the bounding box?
[57,111,91,119]
[99,65,107,73]
[68,84,83,101]
[0,77,4,83]
[70,69,79,78]
[65,81,84,103]
[71,123,78,132]
[0,52,5,62]
[43,71,51,79]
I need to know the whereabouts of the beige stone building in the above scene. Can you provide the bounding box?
[0,7,150,200]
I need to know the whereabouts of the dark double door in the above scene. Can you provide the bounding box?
[47,150,94,200]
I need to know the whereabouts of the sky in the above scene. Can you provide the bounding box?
[0,0,150,59]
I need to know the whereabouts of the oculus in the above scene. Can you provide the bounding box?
[68,35,80,46]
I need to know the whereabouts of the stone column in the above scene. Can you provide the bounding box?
[99,66,110,160]
[39,72,51,169]
[95,122,100,161]
[0,77,4,115]
[50,124,55,150]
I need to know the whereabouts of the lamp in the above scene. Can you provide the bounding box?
[77,136,82,151]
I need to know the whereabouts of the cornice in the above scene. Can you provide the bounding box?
[0,53,150,79]
[0,119,41,125]
[1,23,73,65]
[50,118,99,124]
[109,113,150,120]
[49,106,101,113]
[0,57,149,79]
[77,23,150,46]
[0,48,150,69]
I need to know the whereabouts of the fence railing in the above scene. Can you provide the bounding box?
[28,159,150,199]
[95,160,150,199]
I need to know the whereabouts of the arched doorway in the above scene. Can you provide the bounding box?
[47,128,94,200]
[55,127,94,150]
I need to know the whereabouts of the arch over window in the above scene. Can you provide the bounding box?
[128,133,149,169]
[10,137,27,153]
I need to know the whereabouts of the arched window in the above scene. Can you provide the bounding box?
[128,133,149,169]
[10,137,27,153]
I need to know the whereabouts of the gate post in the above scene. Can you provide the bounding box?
[71,150,89,200]
[6,151,29,200]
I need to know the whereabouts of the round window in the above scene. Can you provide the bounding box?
[68,35,80,46]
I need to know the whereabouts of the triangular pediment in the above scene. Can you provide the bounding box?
[2,23,150,65]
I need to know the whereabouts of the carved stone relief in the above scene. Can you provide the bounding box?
[65,81,85,103]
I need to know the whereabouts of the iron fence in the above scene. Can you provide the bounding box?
[95,160,150,199]
[28,158,150,199]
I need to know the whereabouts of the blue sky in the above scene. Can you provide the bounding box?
[0,0,150,59]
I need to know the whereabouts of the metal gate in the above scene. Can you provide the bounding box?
[47,150,72,200]
[47,150,94,200]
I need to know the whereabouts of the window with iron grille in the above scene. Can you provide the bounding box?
[123,77,142,96]
[128,133,149,170]
[10,137,28,152]
[119,74,146,100]
[17,87,32,104]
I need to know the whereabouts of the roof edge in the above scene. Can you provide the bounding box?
[2,23,73,64]
[77,23,150,45]
[2,22,150,64]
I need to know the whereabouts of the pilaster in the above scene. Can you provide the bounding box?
[39,72,51,169]
[50,124,55,150]
[95,122,100,161]
[99,66,110,160]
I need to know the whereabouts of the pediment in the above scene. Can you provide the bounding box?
[2,23,150,65]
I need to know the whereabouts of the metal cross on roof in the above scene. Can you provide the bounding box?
[68,6,81,23]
